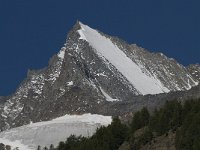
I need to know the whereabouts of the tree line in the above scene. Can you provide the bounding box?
[38,98,200,150]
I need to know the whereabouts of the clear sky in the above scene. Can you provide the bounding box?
[0,0,199,96]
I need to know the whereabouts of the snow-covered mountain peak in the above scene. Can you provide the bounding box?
[77,22,170,95]
[77,22,87,40]
[0,21,199,133]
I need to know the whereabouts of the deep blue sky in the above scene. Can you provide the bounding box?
[0,0,199,96]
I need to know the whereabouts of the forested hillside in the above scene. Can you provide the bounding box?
[37,98,200,150]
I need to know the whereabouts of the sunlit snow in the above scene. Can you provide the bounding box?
[67,81,74,86]
[78,22,170,95]
[57,47,66,60]
[0,114,112,149]
[0,138,31,150]
[100,87,119,102]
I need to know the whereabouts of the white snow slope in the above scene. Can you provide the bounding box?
[78,22,170,95]
[0,114,112,150]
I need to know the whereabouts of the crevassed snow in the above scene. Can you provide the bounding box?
[0,138,31,150]
[0,114,112,149]
[78,22,170,95]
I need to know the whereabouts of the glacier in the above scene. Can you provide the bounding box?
[0,113,112,150]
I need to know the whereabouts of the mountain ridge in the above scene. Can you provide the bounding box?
[0,21,199,132]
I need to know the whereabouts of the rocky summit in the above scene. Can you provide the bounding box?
[0,21,199,132]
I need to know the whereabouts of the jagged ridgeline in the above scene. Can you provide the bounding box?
[0,21,199,149]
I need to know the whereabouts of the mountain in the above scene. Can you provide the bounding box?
[0,21,199,133]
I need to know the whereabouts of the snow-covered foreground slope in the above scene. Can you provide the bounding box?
[0,114,112,150]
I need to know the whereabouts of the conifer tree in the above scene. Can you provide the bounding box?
[49,144,54,150]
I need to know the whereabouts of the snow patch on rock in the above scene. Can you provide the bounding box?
[100,87,119,102]
[67,81,74,86]
[57,47,66,60]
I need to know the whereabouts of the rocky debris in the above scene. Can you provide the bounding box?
[187,64,200,82]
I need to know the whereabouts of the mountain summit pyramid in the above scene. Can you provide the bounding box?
[0,21,199,131]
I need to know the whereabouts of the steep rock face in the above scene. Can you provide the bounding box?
[98,84,200,118]
[0,21,198,131]
[187,64,200,82]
